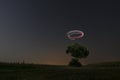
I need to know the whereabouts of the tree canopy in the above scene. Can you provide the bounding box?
[66,43,89,59]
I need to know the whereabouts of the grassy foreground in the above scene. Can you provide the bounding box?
[0,62,120,80]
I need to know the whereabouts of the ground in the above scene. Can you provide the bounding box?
[0,62,120,80]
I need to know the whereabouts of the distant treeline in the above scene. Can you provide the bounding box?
[0,62,66,70]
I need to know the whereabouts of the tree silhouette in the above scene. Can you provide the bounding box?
[66,43,89,67]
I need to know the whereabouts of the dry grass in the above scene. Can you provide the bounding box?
[0,62,120,80]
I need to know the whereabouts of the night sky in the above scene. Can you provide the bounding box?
[0,0,120,65]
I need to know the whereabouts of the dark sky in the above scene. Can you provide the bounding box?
[0,0,120,65]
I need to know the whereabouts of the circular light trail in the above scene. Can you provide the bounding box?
[67,30,84,40]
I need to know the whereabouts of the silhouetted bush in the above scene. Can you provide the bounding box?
[68,58,82,67]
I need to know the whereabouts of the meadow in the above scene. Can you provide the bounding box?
[0,62,120,80]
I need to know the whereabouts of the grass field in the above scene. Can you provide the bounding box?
[0,62,120,80]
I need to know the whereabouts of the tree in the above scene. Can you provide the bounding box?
[66,43,89,67]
